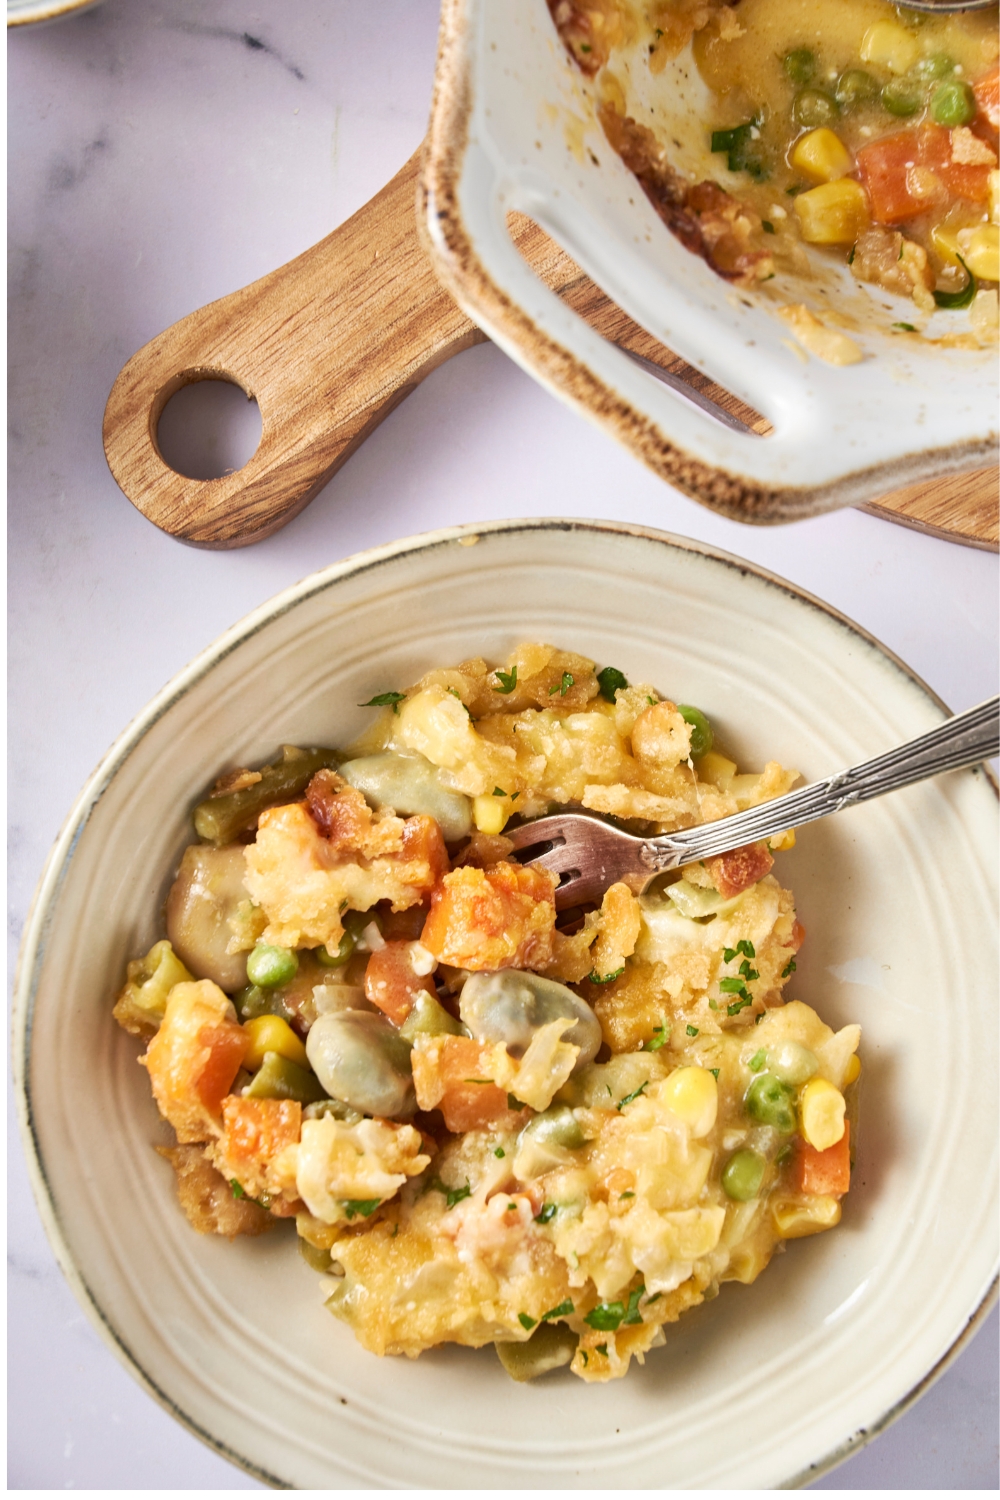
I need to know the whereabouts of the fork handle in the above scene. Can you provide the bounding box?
[644,696,1000,869]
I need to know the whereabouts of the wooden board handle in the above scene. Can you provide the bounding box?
[103,149,483,548]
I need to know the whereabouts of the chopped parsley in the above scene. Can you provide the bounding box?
[229,1180,246,1199]
[596,1343,608,1356]
[710,1068,720,1080]
[616,1081,649,1111]
[710,120,769,180]
[429,1177,472,1209]
[646,695,657,705]
[510,791,520,802]
[584,1300,626,1331]
[549,672,575,696]
[542,1299,574,1321]
[343,1198,382,1219]
[647,1020,670,1051]
[597,666,628,702]
[891,321,917,332]
[507,1203,518,1212]
[622,1284,645,1326]
[359,691,406,714]
[748,1048,767,1072]
[535,1203,557,1224]
[727,995,754,1016]
[493,665,518,694]
[494,1147,506,1158]
[781,957,797,978]
[447,687,471,717]
[847,244,856,265]
[518,1312,537,1331]
[762,220,775,234]
[463,1078,494,1085]
[588,966,625,984]
[686,1024,699,1037]
[619,1190,635,1199]
[492,787,507,797]
[719,977,749,994]
[739,960,760,981]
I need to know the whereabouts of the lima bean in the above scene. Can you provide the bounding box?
[166,844,253,993]
[339,751,472,841]
[459,971,602,1065]
[305,1010,415,1119]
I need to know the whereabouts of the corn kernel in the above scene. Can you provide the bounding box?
[243,1014,308,1071]
[695,749,737,790]
[768,829,796,852]
[989,171,1000,227]
[771,1194,841,1238]
[843,1053,862,1086]
[794,180,870,245]
[799,1077,846,1150]
[860,21,919,75]
[791,128,853,184]
[964,224,1000,283]
[472,795,509,835]
[930,222,965,266]
[662,1066,718,1138]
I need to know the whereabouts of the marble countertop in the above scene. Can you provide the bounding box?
[8,0,998,1488]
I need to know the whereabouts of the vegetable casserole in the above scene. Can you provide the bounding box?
[548,0,999,353]
[114,644,861,1384]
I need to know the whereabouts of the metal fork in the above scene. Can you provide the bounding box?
[505,696,999,909]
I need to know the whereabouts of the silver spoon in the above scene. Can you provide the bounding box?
[505,696,999,909]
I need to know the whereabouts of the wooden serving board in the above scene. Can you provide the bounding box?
[103,149,998,551]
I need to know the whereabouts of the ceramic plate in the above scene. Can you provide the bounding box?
[15,519,998,1488]
[422,0,999,521]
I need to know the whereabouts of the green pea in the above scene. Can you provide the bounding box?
[677,705,714,760]
[792,89,840,128]
[835,69,881,108]
[244,1050,327,1105]
[722,1148,767,1201]
[930,79,976,127]
[881,78,923,117]
[745,1072,797,1132]
[783,48,816,86]
[316,931,354,968]
[247,943,299,988]
[915,53,954,81]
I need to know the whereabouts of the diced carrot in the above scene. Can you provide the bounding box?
[411,1035,529,1133]
[420,861,558,971]
[794,1120,851,1198]
[196,1023,253,1115]
[706,841,774,899]
[220,1096,302,1168]
[363,941,437,1026]
[973,62,999,132]
[857,126,992,225]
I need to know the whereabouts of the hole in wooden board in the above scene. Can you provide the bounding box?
[156,378,262,481]
[505,211,773,438]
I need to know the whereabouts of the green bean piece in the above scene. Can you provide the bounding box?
[247,943,299,988]
[677,705,714,759]
[244,1051,327,1104]
[303,1097,363,1124]
[495,1322,579,1382]
[933,253,976,309]
[835,69,881,108]
[792,89,839,128]
[192,746,340,844]
[399,990,465,1041]
[783,48,816,86]
[881,78,923,117]
[930,79,975,127]
[722,1148,767,1201]
[114,939,193,1031]
[915,53,954,80]
[745,1073,797,1132]
[298,1238,333,1273]
[316,930,355,968]
[711,121,769,180]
